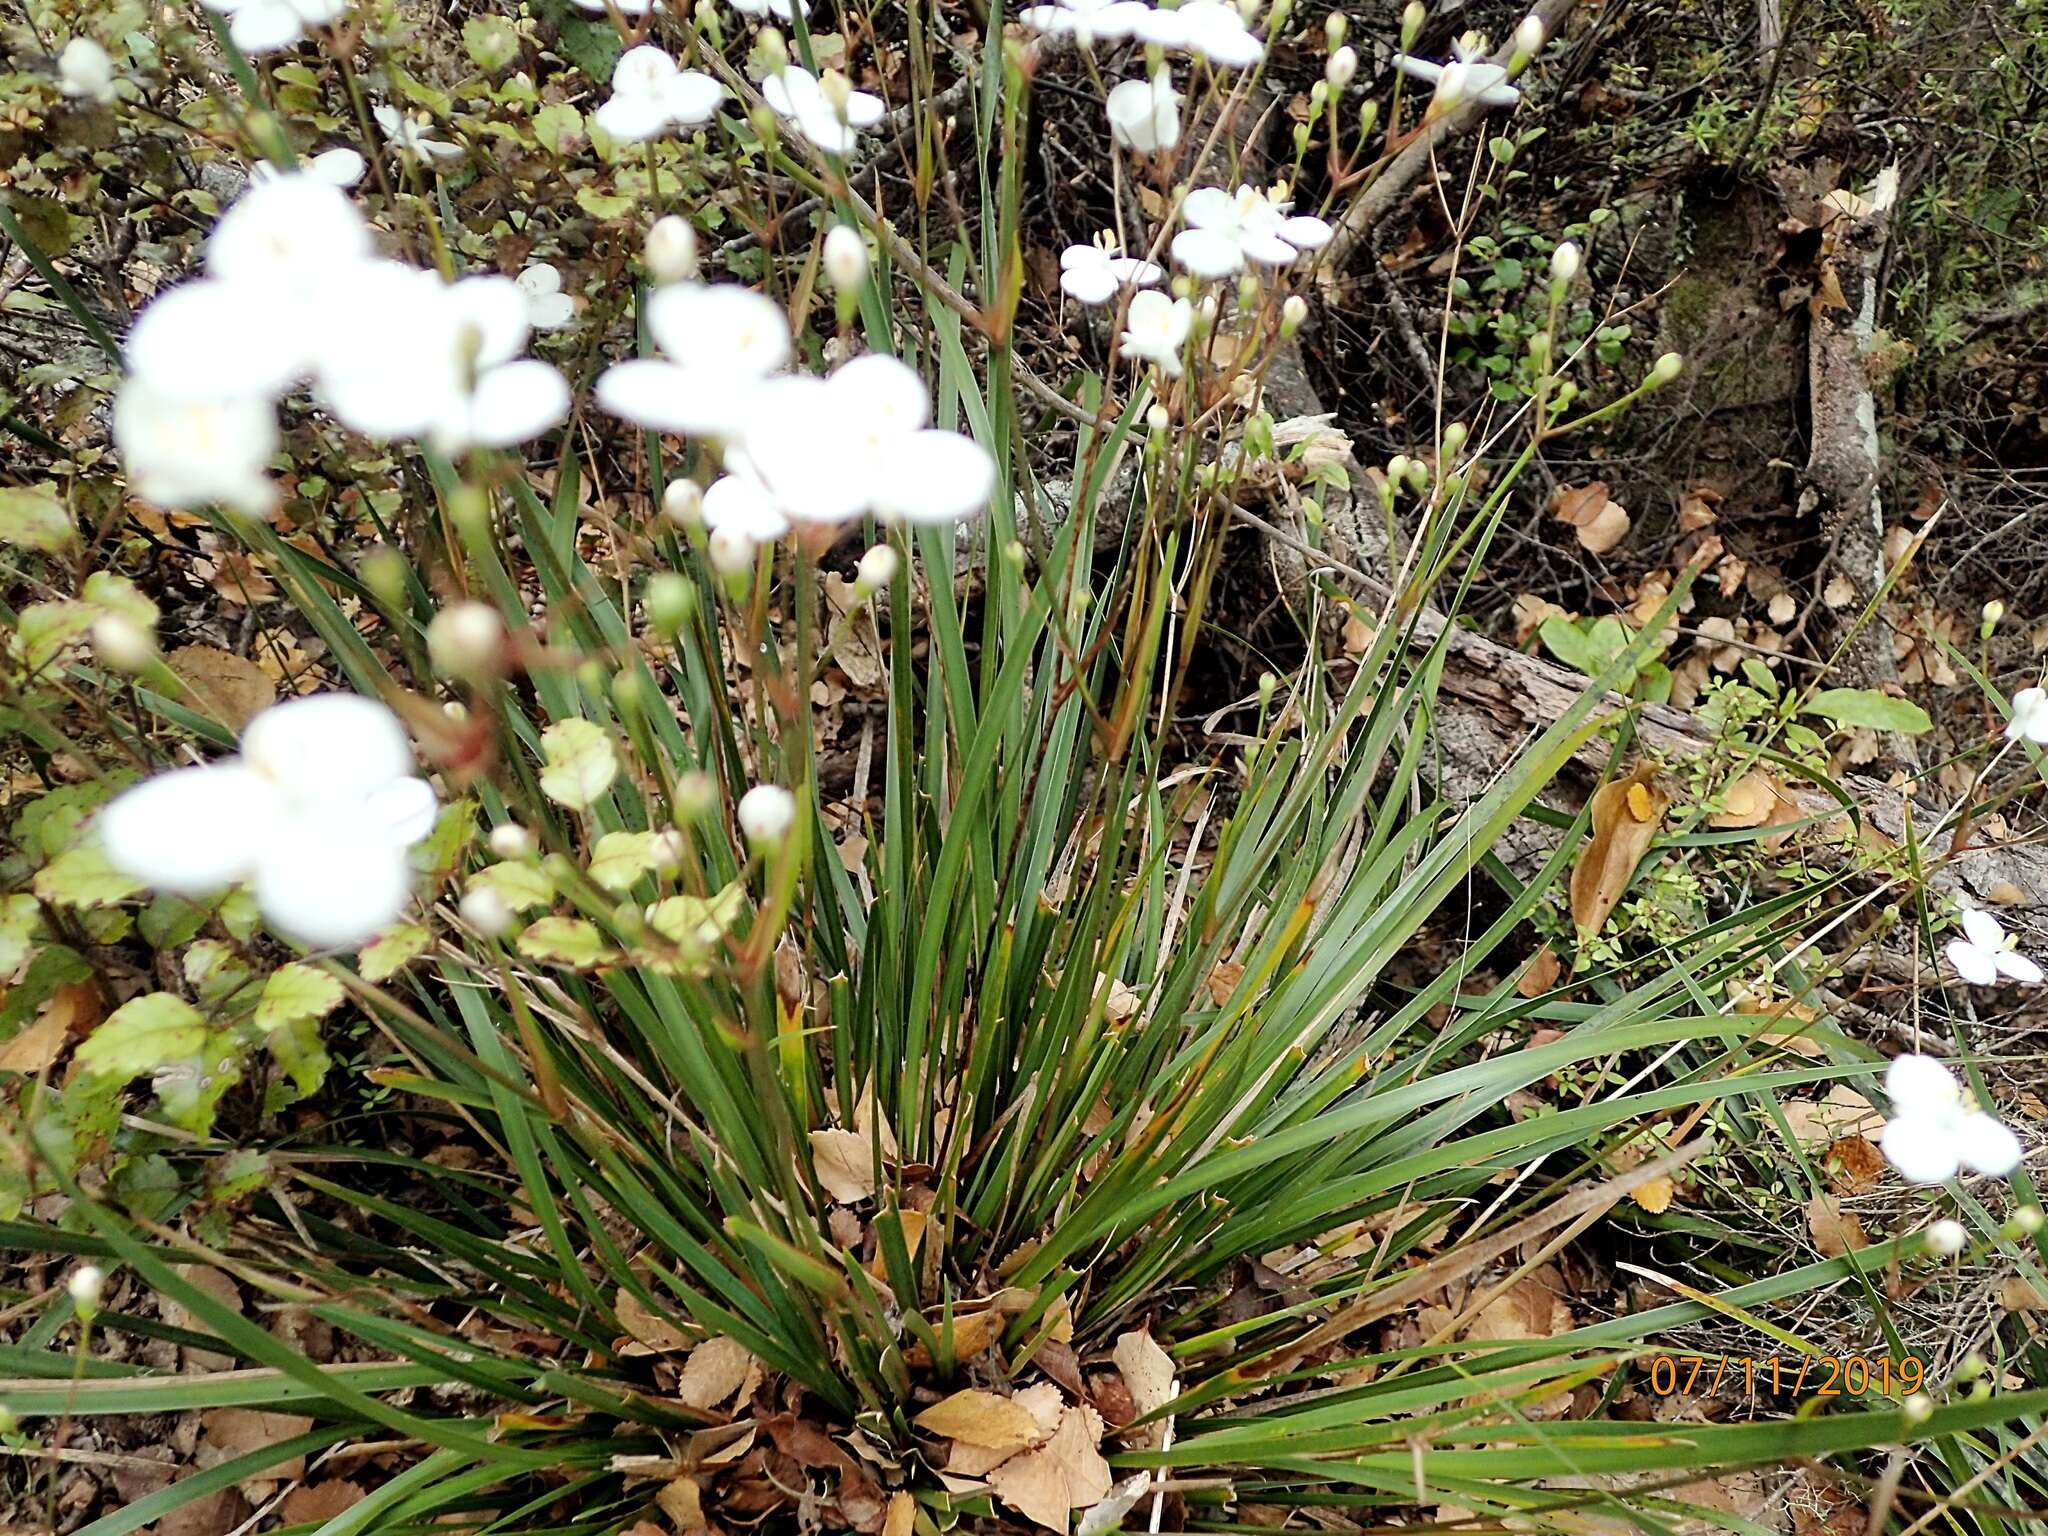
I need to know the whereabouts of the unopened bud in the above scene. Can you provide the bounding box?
[1441,421,1468,458]
[426,601,504,679]
[1324,11,1346,47]
[1513,12,1546,58]
[1647,351,1684,387]
[1257,670,1278,705]
[1926,1219,1967,1258]
[649,571,697,636]
[1146,403,1171,433]
[674,770,718,823]
[2016,1204,2045,1235]
[823,224,867,290]
[1325,44,1357,91]
[360,546,410,611]
[67,1264,105,1320]
[707,525,754,577]
[1401,1,1425,47]
[737,783,796,845]
[459,884,514,938]
[1550,240,1581,287]
[855,543,899,594]
[646,215,697,284]
[488,822,535,860]
[649,829,686,869]
[662,479,704,529]
[818,69,853,116]
[1901,1393,1934,1426]
[1280,294,1308,336]
[1981,599,2005,638]
[92,614,155,672]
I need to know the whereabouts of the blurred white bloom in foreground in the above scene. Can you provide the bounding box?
[738,784,797,845]
[2006,686,2048,744]
[594,47,723,143]
[728,0,805,18]
[736,354,996,526]
[1171,184,1333,278]
[1020,0,1150,43]
[1120,290,1193,375]
[822,225,868,290]
[374,103,461,161]
[517,263,576,329]
[1059,237,1164,306]
[114,381,278,516]
[597,282,792,437]
[58,38,116,103]
[764,66,884,155]
[1135,0,1265,67]
[204,0,344,54]
[1881,1053,2023,1185]
[1394,33,1521,113]
[253,146,367,188]
[1945,908,2043,986]
[99,695,438,949]
[1107,70,1181,154]
[646,216,699,284]
[317,265,570,453]
[702,468,791,541]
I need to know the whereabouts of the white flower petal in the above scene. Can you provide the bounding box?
[255,821,413,949]
[125,280,308,400]
[1886,1053,1960,1114]
[595,90,675,143]
[447,275,532,367]
[875,431,995,524]
[1181,186,1237,230]
[1061,263,1119,305]
[527,291,575,329]
[1961,908,2007,952]
[645,283,791,375]
[1108,256,1164,287]
[595,359,758,436]
[1958,1112,2022,1176]
[1171,226,1243,277]
[1881,1115,1962,1184]
[98,765,275,892]
[664,70,726,124]
[1240,230,1302,266]
[1279,215,1334,250]
[702,473,791,539]
[367,777,440,846]
[1947,937,2000,986]
[229,0,309,53]
[1997,950,2045,985]
[467,360,571,448]
[242,694,415,809]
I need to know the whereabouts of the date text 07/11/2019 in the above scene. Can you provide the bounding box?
[1643,1354,1925,1397]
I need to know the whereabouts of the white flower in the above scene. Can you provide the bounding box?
[1880,1054,2023,1185]
[855,543,899,593]
[823,225,868,291]
[1394,33,1522,113]
[595,282,791,438]
[1550,240,1581,285]
[58,38,116,104]
[99,695,438,949]
[516,263,575,329]
[763,66,884,155]
[594,47,724,144]
[663,479,705,527]
[66,1264,106,1316]
[729,0,806,18]
[2006,686,2048,744]
[1925,1218,1967,1258]
[203,0,344,55]
[1059,238,1164,306]
[114,379,277,516]
[1325,44,1358,91]
[737,784,797,845]
[1107,70,1182,154]
[1019,0,1150,44]
[1945,908,2044,986]
[1120,290,1193,375]
[1134,0,1265,67]
[315,264,570,453]
[253,146,366,188]
[1513,12,1547,57]
[646,215,698,284]
[1170,184,1332,278]
[735,354,995,526]
[702,468,791,541]
[374,103,462,161]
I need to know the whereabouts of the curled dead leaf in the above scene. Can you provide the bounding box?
[1570,763,1669,940]
[987,1407,1113,1533]
[1709,771,1779,829]
[1551,481,1631,554]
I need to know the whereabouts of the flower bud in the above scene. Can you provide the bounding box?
[1401,1,1425,47]
[855,543,899,594]
[662,479,704,529]
[1325,45,1357,91]
[1357,99,1379,140]
[1901,1393,1933,1426]
[360,546,410,611]
[1981,599,2005,639]
[1441,421,1468,458]
[707,526,754,576]
[1324,11,1347,47]
[758,29,789,72]
[92,614,155,673]
[1513,12,1546,58]
[1386,453,1410,493]
[1280,293,1308,337]
[646,215,697,284]
[2017,1204,2045,1235]
[1550,240,1581,287]
[1198,293,1220,327]
[426,601,505,680]
[67,1264,105,1320]
[1146,403,1171,433]
[1926,1219,1967,1258]
[459,884,514,938]
[647,572,696,636]
[737,783,796,846]
[649,829,686,869]
[674,770,718,823]
[823,224,868,291]
[488,822,536,860]
[1257,671,1278,706]
[1647,351,1684,387]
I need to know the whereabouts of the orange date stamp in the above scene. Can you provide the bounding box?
[1643,1353,1924,1397]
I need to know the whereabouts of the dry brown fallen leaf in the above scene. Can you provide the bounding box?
[1824,1134,1885,1195]
[915,1389,1041,1456]
[1632,1174,1676,1214]
[810,1129,883,1203]
[1551,481,1632,554]
[0,978,100,1073]
[987,1406,1113,1532]
[1111,1330,1176,1419]
[1708,771,1779,829]
[676,1336,755,1411]
[616,1288,692,1356]
[1778,1086,1885,1149]
[277,1483,365,1525]
[657,1476,706,1533]
[882,1491,915,1536]
[1570,763,1670,940]
[166,643,277,731]
[1806,1193,1869,1257]
[904,1305,1005,1368]
[1517,945,1562,999]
